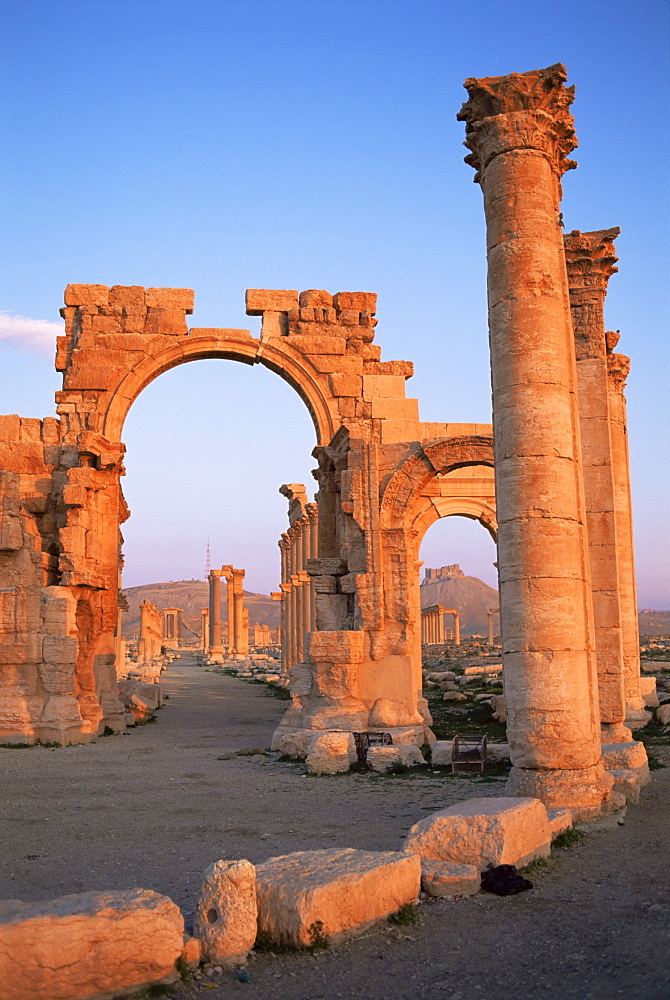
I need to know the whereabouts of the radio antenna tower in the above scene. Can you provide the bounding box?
[205,537,211,580]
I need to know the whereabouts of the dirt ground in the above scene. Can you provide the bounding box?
[1,654,668,1000]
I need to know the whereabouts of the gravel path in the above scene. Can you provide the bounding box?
[1,653,668,999]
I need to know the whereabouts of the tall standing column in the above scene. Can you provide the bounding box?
[488,611,495,646]
[306,503,318,632]
[458,64,610,815]
[221,565,234,657]
[608,354,647,724]
[208,570,224,663]
[232,568,247,659]
[201,608,210,654]
[278,535,290,673]
[452,612,461,647]
[564,228,630,741]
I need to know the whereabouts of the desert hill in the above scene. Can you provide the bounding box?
[420,564,499,636]
[122,579,279,639]
[638,610,670,637]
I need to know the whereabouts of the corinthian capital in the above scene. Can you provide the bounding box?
[564,228,620,292]
[607,352,631,391]
[457,63,577,178]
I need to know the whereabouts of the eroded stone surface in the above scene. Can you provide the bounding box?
[404,797,551,871]
[0,888,183,1000]
[420,860,480,898]
[306,731,356,775]
[194,859,257,967]
[256,848,421,947]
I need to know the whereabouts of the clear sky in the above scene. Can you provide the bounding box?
[1,0,668,606]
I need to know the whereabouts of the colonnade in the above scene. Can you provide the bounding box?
[207,565,249,662]
[162,607,183,645]
[277,484,318,674]
[421,605,461,646]
[137,600,162,664]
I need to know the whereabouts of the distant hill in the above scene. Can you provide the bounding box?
[638,610,670,637]
[122,579,279,639]
[420,565,498,636]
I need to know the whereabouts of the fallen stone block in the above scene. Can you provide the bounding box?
[656,703,670,725]
[306,731,356,774]
[601,741,648,770]
[194,859,257,966]
[272,727,316,758]
[491,694,507,722]
[442,691,466,702]
[404,797,551,871]
[367,745,425,772]
[429,741,452,766]
[608,767,651,804]
[464,664,502,675]
[427,671,456,682]
[640,676,659,708]
[256,848,421,947]
[547,808,573,838]
[420,860,480,898]
[181,933,202,971]
[0,888,183,1000]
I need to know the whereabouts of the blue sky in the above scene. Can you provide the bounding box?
[1,0,668,606]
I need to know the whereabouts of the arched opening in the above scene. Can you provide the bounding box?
[117,356,317,701]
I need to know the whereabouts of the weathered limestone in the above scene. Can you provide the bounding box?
[162,606,183,646]
[607,352,647,724]
[367,744,426,772]
[194,859,257,967]
[0,889,183,1000]
[458,64,611,816]
[487,607,499,646]
[404,797,552,871]
[207,570,224,663]
[200,606,209,653]
[137,599,162,665]
[420,860,480,898]
[255,848,421,947]
[565,228,632,743]
[305,730,356,774]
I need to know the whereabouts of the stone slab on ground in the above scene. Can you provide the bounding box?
[404,797,551,871]
[601,741,648,770]
[194,859,257,966]
[547,808,573,838]
[420,860,480,898]
[255,848,421,947]
[367,745,425,772]
[0,888,183,1000]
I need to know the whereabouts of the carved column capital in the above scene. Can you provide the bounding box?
[564,228,620,292]
[457,63,577,179]
[607,353,631,392]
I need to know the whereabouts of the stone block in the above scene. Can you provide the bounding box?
[308,630,365,664]
[109,284,146,306]
[64,284,110,306]
[246,289,299,314]
[547,808,573,838]
[367,745,425,772]
[194,859,257,967]
[601,741,648,770]
[299,289,333,308]
[443,691,466,702]
[639,676,659,708]
[255,848,420,947]
[287,334,346,355]
[404,797,551,871]
[328,374,363,397]
[420,860,480,898]
[0,888,184,1000]
[656,703,670,725]
[306,731,356,774]
[491,694,507,722]
[333,292,377,313]
[429,741,453,767]
[181,933,202,971]
[608,767,650,804]
[145,287,194,311]
[273,727,318,759]
[369,698,418,728]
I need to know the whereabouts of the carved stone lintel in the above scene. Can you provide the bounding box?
[607,353,631,391]
[457,64,577,178]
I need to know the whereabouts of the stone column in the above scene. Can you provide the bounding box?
[221,565,234,657]
[436,607,445,644]
[458,64,610,815]
[232,568,247,658]
[452,611,461,646]
[608,353,647,724]
[208,571,224,663]
[138,600,151,664]
[565,228,631,741]
[306,503,319,632]
[200,608,210,653]
[488,611,495,646]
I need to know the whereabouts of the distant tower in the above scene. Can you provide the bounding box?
[205,538,211,580]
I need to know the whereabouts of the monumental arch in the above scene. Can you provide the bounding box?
[0,62,647,819]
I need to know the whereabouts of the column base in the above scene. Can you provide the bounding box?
[507,761,616,823]
[601,722,633,743]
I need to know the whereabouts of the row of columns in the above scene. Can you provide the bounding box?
[137,600,162,663]
[458,62,643,814]
[277,484,318,674]
[162,607,183,645]
[207,566,249,662]
[421,604,461,645]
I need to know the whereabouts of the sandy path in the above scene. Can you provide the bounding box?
[1,653,668,999]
